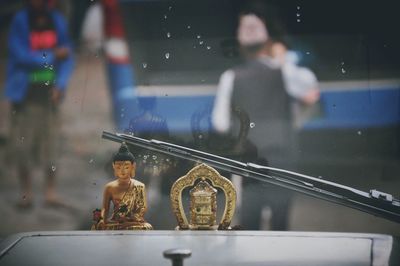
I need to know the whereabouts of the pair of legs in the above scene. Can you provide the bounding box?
[9,100,60,207]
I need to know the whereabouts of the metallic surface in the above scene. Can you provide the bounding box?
[0,231,393,266]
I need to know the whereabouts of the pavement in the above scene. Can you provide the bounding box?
[0,53,399,238]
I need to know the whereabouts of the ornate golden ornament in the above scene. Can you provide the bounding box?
[170,163,237,230]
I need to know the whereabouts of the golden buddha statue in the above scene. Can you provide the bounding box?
[92,143,152,230]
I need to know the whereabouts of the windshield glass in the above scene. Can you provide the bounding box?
[0,0,399,237]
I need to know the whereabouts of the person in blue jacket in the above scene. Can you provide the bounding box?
[4,0,74,208]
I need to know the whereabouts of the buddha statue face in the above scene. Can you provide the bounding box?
[112,160,136,180]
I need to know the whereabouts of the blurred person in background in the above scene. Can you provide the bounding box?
[212,8,319,230]
[4,0,74,208]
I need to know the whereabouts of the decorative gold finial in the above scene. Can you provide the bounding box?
[170,164,237,230]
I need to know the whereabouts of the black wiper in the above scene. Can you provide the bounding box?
[102,131,400,223]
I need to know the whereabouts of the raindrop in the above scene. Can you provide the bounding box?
[193,45,197,49]
[168,6,172,11]
[199,40,204,45]
[44,62,49,68]
[197,35,201,39]
[306,51,310,55]
[207,46,211,50]
[167,32,171,38]
[297,19,301,23]
[250,122,255,128]
[51,165,56,172]
[296,13,301,17]
[164,14,167,19]
[89,159,94,164]
[341,61,345,65]
[187,25,191,29]
[341,68,346,74]
[198,134,203,139]
[357,131,362,135]
[165,53,170,59]
[142,160,147,164]
[142,62,147,68]
[152,155,157,160]
[143,155,149,160]
[49,65,53,70]
[120,113,125,118]
[297,6,301,10]
[42,52,47,58]
[318,175,323,179]
[20,136,25,142]
[45,81,50,86]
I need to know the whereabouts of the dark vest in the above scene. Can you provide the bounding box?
[231,59,293,164]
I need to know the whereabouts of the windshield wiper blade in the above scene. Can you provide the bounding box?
[102,131,400,223]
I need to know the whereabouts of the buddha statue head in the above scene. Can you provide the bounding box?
[112,142,136,180]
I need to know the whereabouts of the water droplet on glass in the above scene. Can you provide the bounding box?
[250,122,255,128]
[296,13,301,17]
[44,62,49,68]
[143,155,148,160]
[168,6,172,11]
[142,62,147,68]
[306,51,310,55]
[187,25,191,29]
[297,6,301,10]
[341,68,346,74]
[45,81,50,86]
[207,46,211,50]
[341,61,345,65]
[167,32,171,38]
[42,53,47,58]
[89,159,94,164]
[199,40,204,45]
[297,19,301,23]
[164,14,167,19]
[318,175,323,179]
[357,131,362,135]
[193,45,197,49]
[152,155,157,160]
[165,52,170,59]
[120,113,124,118]
[197,35,201,39]
[49,65,53,70]
[51,165,56,172]
[198,134,203,139]
[166,158,170,162]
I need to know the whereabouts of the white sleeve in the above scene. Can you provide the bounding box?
[212,70,235,133]
[282,63,318,99]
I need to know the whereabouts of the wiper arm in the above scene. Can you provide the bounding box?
[102,131,400,223]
